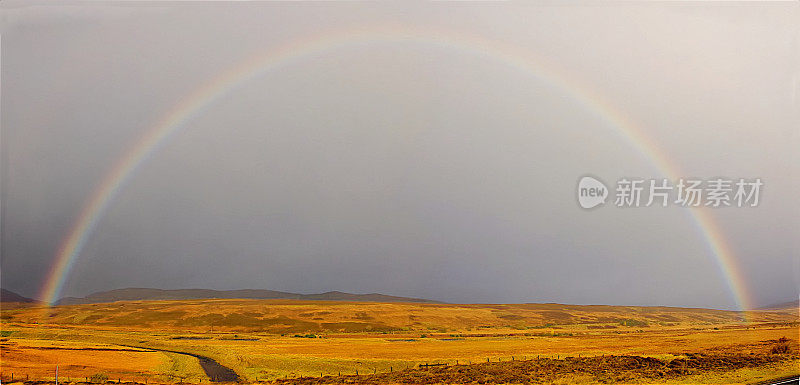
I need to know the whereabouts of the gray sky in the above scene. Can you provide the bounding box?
[1,2,797,309]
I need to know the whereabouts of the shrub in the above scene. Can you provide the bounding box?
[618,319,648,327]
[771,337,791,354]
[90,373,109,382]
[292,333,317,338]
[771,343,791,354]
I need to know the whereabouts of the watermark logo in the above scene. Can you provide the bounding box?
[578,176,762,209]
[577,176,609,209]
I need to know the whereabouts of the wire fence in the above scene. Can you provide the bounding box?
[1,353,609,384]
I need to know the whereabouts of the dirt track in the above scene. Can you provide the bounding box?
[118,345,239,382]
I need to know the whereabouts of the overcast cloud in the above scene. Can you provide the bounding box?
[1,2,797,309]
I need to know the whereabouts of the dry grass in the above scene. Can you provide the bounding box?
[0,339,170,382]
[5,299,796,334]
[1,299,797,384]
[272,351,796,384]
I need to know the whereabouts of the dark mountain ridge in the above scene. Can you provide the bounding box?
[0,288,37,303]
[56,287,440,305]
[757,298,799,310]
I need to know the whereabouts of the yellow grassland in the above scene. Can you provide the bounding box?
[1,299,797,384]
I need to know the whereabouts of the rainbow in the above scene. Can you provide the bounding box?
[38,24,753,314]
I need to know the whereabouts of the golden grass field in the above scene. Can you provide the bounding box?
[1,299,797,384]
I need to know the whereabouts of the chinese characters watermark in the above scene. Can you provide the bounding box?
[577,176,762,209]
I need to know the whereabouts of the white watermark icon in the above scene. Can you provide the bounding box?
[577,176,608,209]
[578,177,762,209]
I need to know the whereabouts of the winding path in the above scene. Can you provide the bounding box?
[120,344,239,382]
[176,351,239,382]
[759,376,799,385]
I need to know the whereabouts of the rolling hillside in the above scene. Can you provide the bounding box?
[6,298,796,334]
[2,298,797,383]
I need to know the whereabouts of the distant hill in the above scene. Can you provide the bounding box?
[56,288,439,305]
[757,298,799,310]
[10,298,797,335]
[0,288,37,303]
